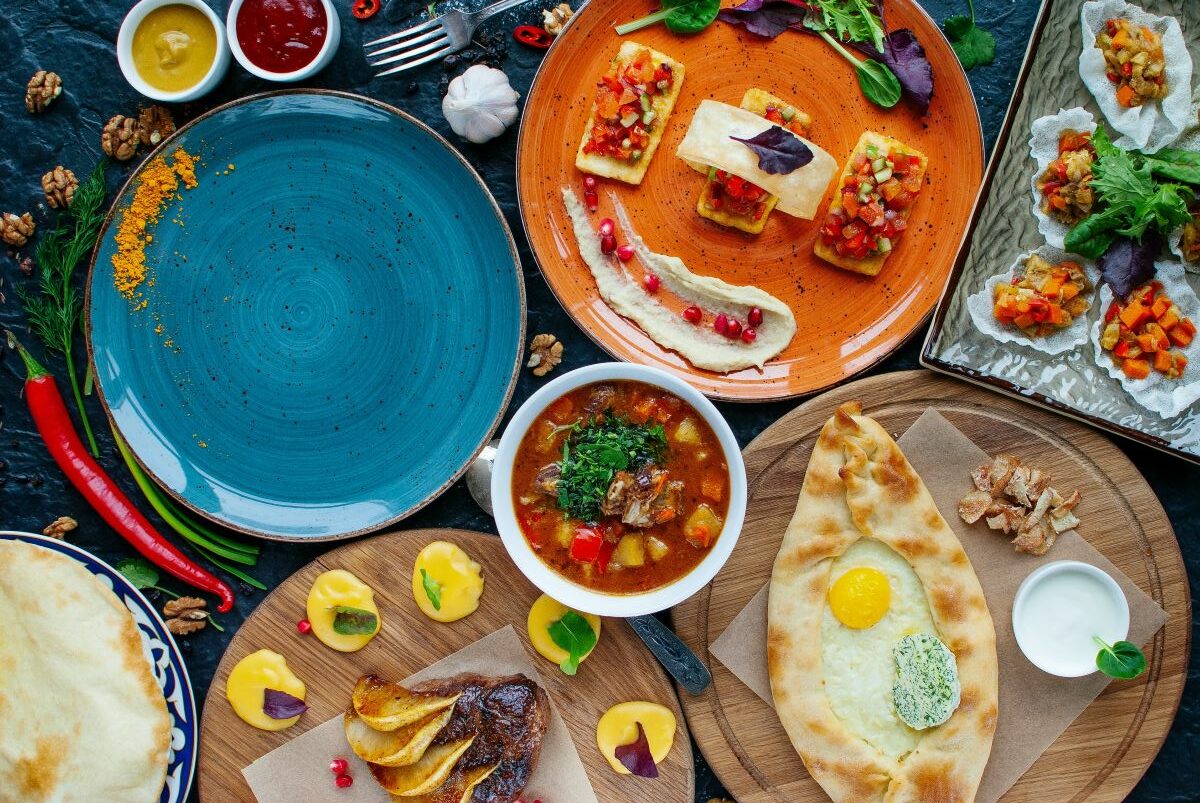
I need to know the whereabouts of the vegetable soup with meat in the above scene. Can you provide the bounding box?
[511,380,730,593]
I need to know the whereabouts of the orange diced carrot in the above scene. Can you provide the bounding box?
[701,473,724,502]
[1062,282,1080,301]
[1168,319,1195,348]
[1159,304,1181,331]
[1122,358,1151,380]
[1154,349,1174,373]
[1137,333,1159,353]
[1151,295,1172,319]
[1119,300,1150,330]
[1041,276,1063,296]
[1116,84,1136,107]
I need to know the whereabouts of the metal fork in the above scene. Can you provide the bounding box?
[365,0,534,77]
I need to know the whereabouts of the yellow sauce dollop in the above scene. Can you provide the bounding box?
[412,541,484,623]
[306,569,382,652]
[527,594,601,668]
[225,649,306,731]
[132,4,217,92]
[596,701,676,774]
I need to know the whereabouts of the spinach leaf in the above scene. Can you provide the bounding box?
[1142,147,1200,185]
[731,126,815,174]
[615,0,721,36]
[816,29,900,108]
[331,606,379,635]
[556,415,668,522]
[548,610,598,676]
[851,28,934,114]
[1094,637,1147,680]
[420,568,443,611]
[944,0,995,70]
[1065,210,1121,260]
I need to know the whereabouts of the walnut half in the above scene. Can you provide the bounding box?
[42,516,78,539]
[526,333,563,376]
[164,596,210,635]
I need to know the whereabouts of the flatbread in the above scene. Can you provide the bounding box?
[0,541,170,803]
[767,402,998,803]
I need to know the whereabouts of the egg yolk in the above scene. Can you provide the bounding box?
[306,569,381,652]
[412,541,484,623]
[596,701,676,774]
[527,594,601,667]
[828,566,891,629]
[225,649,306,731]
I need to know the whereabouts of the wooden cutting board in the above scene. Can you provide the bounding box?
[673,370,1190,803]
[198,529,694,802]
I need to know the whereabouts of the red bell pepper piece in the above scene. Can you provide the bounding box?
[569,526,603,563]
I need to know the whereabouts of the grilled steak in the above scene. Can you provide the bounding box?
[409,673,550,803]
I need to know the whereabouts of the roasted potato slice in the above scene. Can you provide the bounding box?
[351,674,459,731]
[344,706,454,767]
[367,737,474,796]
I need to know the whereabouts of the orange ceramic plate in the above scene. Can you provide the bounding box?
[517,0,983,400]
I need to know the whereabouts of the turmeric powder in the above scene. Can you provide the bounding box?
[111,147,198,300]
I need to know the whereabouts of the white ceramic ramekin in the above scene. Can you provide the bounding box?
[117,0,230,102]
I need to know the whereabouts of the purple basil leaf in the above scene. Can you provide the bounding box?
[730,125,814,174]
[1099,234,1161,300]
[263,688,308,720]
[718,0,808,39]
[850,29,933,114]
[614,723,659,779]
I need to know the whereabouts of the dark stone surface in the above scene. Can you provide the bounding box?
[0,1,1194,801]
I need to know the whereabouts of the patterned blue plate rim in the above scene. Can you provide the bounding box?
[0,531,198,803]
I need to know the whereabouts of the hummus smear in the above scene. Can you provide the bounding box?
[562,188,796,373]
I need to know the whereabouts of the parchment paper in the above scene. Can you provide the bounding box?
[709,409,1167,803]
[242,625,597,803]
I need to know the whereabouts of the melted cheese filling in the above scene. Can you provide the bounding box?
[820,538,937,760]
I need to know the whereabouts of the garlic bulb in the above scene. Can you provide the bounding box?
[442,65,520,144]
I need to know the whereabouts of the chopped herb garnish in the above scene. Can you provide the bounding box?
[331,605,379,635]
[556,414,668,523]
[420,568,443,611]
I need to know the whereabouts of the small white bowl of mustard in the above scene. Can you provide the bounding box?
[118,0,230,102]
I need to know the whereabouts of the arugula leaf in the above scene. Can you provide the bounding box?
[731,126,815,174]
[1094,637,1147,680]
[420,568,443,611]
[548,610,598,676]
[556,415,668,522]
[944,0,994,70]
[116,556,161,590]
[331,606,379,635]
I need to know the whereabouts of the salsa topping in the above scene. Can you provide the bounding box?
[1096,18,1166,108]
[513,381,729,593]
[1100,281,1194,380]
[1181,210,1200,263]
[992,255,1092,337]
[582,48,675,162]
[819,142,919,260]
[1037,129,1095,225]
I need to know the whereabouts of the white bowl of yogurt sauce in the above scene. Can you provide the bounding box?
[1012,560,1131,678]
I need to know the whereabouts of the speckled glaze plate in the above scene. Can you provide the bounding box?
[517,0,983,400]
[86,91,524,540]
[0,531,198,803]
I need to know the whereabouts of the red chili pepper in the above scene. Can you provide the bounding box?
[513,25,553,49]
[352,0,380,19]
[7,332,235,613]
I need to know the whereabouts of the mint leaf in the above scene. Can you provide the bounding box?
[331,606,378,635]
[116,557,160,590]
[548,610,598,676]
[1094,637,1147,680]
[420,568,443,611]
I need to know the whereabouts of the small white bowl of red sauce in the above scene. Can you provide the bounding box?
[492,363,747,617]
[227,0,340,82]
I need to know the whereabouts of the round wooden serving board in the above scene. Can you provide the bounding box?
[673,371,1190,803]
[198,529,693,802]
[517,0,983,401]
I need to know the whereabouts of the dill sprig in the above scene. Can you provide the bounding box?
[17,161,108,456]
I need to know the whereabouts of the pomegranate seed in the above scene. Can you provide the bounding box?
[334,774,353,789]
[296,619,312,634]
[330,758,349,775]
[584,190,598,211]
[682,305,703,323]
[598,218,616,237]
[616,244,635,262]
[583,175,597,191]
[741,327,757,343]
[725,319,743,339]
[600,234,617,254]
[643,273,661,292]
[713,313,728,335]
[748,306,763,327]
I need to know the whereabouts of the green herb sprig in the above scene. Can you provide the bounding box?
[615,0,721,36]
[420,568,443,611]
[1094,637,1147,680]
[816,30,902,108]
[556,414,668,523]
[116,556,225,632]
[944,0,996,70]
[548,610,598,676]
[802,1,899,108]
[17,162,108,456]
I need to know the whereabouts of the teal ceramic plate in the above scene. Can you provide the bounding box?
[87,91,524,540]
